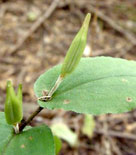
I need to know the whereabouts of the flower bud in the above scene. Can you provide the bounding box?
[61,13,91,77]
[4,81,23,125]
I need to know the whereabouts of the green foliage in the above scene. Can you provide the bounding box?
[82,114,95,138]
[0,113,13,152]
[51,123,78,147]
[4,81,23,125]
[54,136,62,155]
[0,112,55,155]
[60,13,91,78]
[34,57,136,115]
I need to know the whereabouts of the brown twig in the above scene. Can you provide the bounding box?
[19,106,43,132]
[95,129,136,140]
[60,1,136,46]
[92,44,133,57]
[87,5,136,46]
[9,0,60,55]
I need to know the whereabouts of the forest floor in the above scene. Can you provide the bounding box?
[0,0,136,154]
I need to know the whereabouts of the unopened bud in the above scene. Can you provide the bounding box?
[4,81,23,125]
[61,13,91,77]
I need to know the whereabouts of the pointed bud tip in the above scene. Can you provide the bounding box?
[7,80,12,87]
[83,13,91,27]
[5,81,23,125]
[86,13,91,19]
[18,84,22,89]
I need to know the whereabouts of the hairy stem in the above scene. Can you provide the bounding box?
[19,106,43,132]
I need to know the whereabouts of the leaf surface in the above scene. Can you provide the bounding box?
[34,57,136,114]
[0,112,55,155]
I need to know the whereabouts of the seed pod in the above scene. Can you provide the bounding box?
[60,13,91,78]
[4,81,23,125]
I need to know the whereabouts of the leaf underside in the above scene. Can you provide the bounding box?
[34,57,136,115]
[0,112,55,155]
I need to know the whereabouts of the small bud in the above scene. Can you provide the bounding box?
[4,81,23,125]
[61,13,91,77]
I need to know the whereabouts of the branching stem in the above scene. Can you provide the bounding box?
[19,76,63,132]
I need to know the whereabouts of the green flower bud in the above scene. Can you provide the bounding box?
[39,13,91,101]
[4,81,23,125]
[61,13,91,77]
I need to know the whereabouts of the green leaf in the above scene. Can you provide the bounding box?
[53,136,62,155]
[0,112,55,155]
[0,112,13,152]
[51,123,78,147]
[82,114,95,138]
[34,57,136,115]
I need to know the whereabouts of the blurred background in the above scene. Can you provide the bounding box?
[0,0,136,154]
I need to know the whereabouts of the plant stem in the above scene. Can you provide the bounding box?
[19,76,63,132]
[19,74,63,132]
[38,75,63,101]
[19,106,43,132]
[48,75,63,97]
[14,123,19,134]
